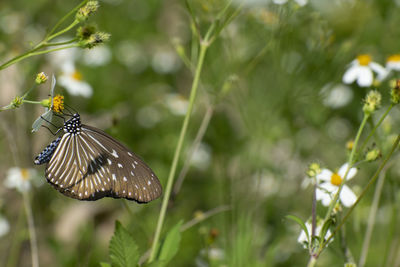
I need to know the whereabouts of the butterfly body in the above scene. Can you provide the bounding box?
[35,113,162,203]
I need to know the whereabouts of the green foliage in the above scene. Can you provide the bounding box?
[155,221,183,265]
[109,221,139,267]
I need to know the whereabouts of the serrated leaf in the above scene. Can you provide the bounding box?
[109,221,139,267]
[285,215,309,243]
[99,262,111,267]
[157,221,183,265]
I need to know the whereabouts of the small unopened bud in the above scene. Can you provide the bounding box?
[76,1,99,22]
[40,98,51,108]
[79,32,110,49]
[390,79,400,104]
[76,25,97,40]
[11,96,23,108]
[306,162,321,178]
[344,263,357,267]
[365,148,381,162]
[35,72,48,84]
[363,90,381,115]
[346,140,354,151]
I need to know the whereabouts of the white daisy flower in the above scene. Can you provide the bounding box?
[4,167,38,193]
[82,45,112,66]
[386,54,400,72]
[58,61,93,98]
[316,163,357,207]
[297,221,332,249]
[343,54,388,87]
[48,47,93,97]
[273,0,308,6]
[321,83,353,109]
[165,93,188,116]
[0,216,10,237]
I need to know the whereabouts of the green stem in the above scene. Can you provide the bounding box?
[46,20,80,42]
[317,134,400,257]
[46,0,88,38]
[359,104,394,153]
[358,166,388,267]
[0,44,79,70]
[22,191,39,267]
[323,114,369,222]
[148,42,209,263]
[22,100,41,105]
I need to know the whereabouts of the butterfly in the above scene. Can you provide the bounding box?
[34,113,162,203]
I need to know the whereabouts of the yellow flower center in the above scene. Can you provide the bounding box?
[51,94,64,113]
[330,173,342,186]
[21,169,29,181]
[357,54,372,66]
[72,70,83,81]
[387,54,400,63]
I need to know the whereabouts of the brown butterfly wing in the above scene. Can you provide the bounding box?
[45,125,162,202]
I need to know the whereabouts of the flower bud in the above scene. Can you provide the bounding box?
[363,90,381,115]
[390,79,400,104]
[76,1,99,22]
[79,32,110,49]
[306,162,321,178]
[35,72,48,84]
[365,148,381,162]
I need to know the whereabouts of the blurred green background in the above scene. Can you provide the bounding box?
[1,0,400,266]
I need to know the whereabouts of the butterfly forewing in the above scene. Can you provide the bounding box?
[42,114,162,203]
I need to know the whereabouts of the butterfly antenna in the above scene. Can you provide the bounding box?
[54,113,66,123]
[64,103,77,115]
[40,125,57,135]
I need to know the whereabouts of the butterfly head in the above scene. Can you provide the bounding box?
[63,113,81,134]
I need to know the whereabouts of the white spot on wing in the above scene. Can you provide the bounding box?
[107,159,112,165]
[118,163,123,168]
[112,173,117,181]
[112,149,119,158]
[123,177,127,182]
[128,152,133,157]
[147,181,151,185]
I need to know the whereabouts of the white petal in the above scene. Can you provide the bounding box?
[342,66,359,84]
[319,182,337,193]
[369,62,388,81]
[273,0,288,4]
[316,189,332,206]
[340,185,357,207]
[356,67,373,87]
[295,0,307,6]
[316,169,332,182]
[338,163,357,180]
[316,184,335,206]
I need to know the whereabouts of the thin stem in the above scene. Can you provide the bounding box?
[172,105,214,197]
[317,134,400,257]
[180,205,230,232]
[22,100,41,105]
[46,0,88,38]
[0,44,80,70]
[22,191,39,267]
[358,165,390,267]
[359,104,394,153]
[148,42,209,263]
[323,114,370,222]
[307,256,317,267]
[46,20,80,42]
[311,183,317,241]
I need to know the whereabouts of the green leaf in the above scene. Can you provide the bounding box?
[99,262,111,267]
[109,221,139,267]
[285,215,309,243]
[157,221,183,265]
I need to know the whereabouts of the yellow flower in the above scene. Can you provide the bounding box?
[51,94,64,113]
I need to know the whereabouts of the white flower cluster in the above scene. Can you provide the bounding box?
[343,54,400,87]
